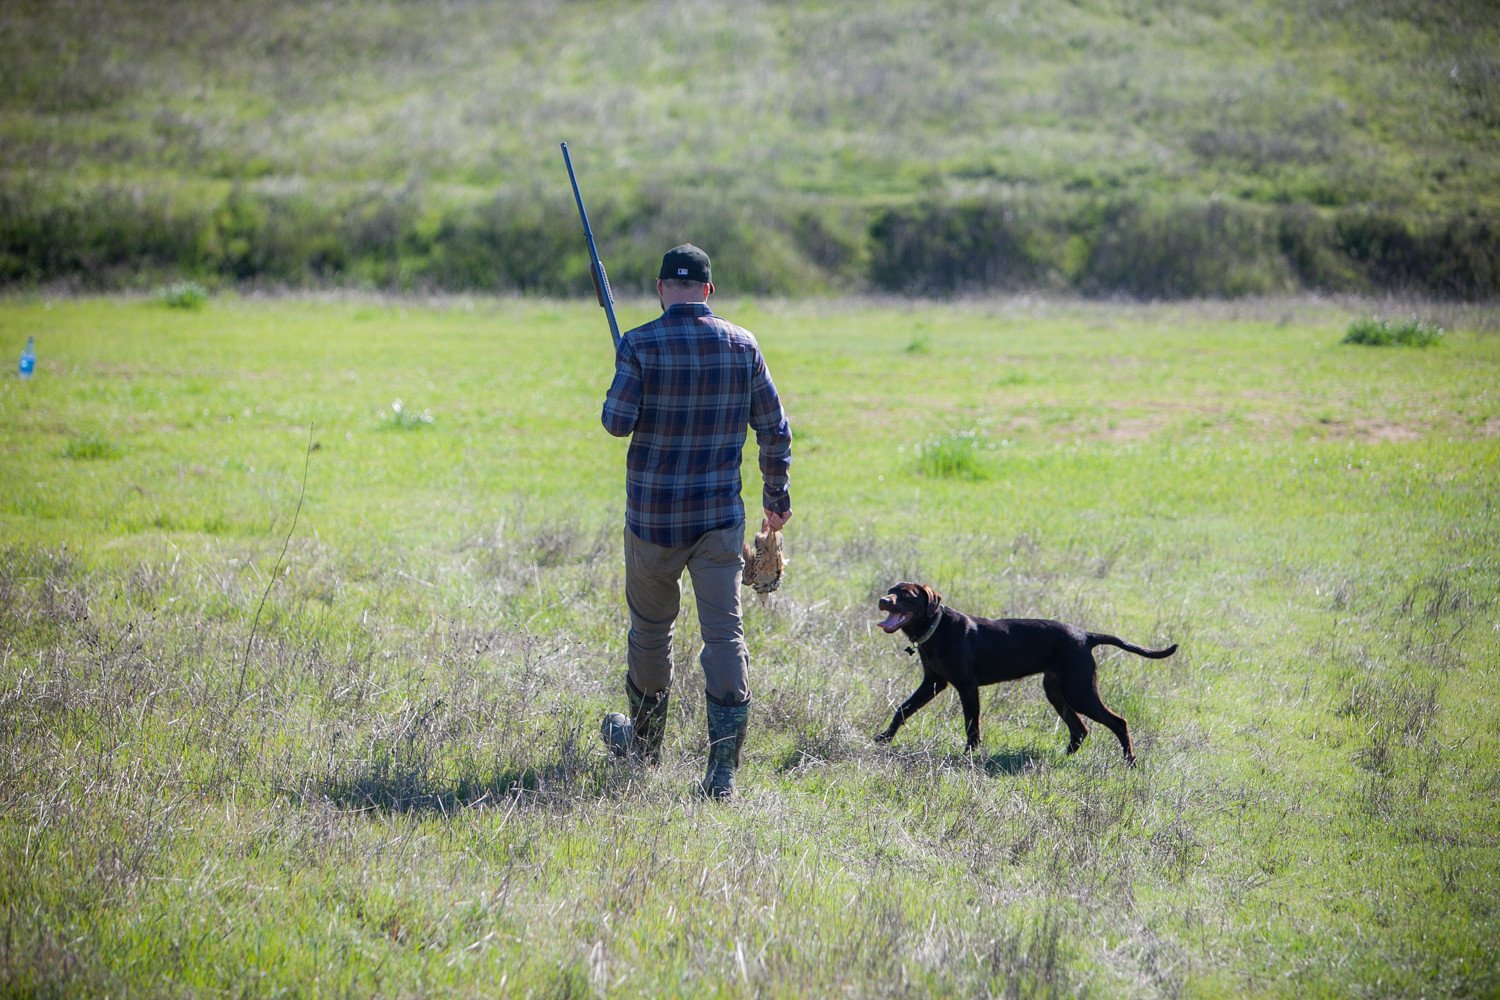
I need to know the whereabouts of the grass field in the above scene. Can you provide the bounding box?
[1,293,1498,997]
[3,1,1497,295]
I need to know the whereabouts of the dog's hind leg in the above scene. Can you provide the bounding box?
[1042,673,1089,754]
[1059,667,1134,765]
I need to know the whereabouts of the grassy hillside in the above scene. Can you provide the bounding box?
[0,294,1497,995]
[1,0,1497,296]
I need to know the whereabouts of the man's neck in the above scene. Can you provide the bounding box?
[657,279,713,309]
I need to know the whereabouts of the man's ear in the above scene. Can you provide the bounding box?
[703,281,714,298]
[921,585,942,617]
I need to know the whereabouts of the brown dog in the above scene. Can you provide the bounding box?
[875,582,1176,763]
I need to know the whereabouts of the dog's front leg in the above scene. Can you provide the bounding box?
[875,674,948,743]
[957,684,981,751]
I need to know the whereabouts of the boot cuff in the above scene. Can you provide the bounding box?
[705,689,751,710]
[628,676,669,704]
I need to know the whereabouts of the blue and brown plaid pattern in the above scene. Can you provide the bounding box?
[602,303,792,549]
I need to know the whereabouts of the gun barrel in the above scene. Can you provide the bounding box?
[561,142,622,350]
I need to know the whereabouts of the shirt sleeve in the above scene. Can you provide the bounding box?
[601,339,642,438]
[749,351,792,514]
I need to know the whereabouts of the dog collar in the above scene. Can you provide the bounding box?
[904,612,942,655]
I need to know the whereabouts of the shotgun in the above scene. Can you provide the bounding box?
[560,142,621,350]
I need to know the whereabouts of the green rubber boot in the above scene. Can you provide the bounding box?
[628,677,669,764]
[602,677,670,764]
[700,695,749,800]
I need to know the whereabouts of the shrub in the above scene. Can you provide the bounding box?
[869,196,1060,295]
[156,281,209,309]
[0,182,207,287]
[1276,205,1368,292]
[2,178,1494,300]
[60,433,121,460]
[595,185,838,297]
[915,430,989,480]
[789,200,870,290]
[204,185,350,284]
[408,187,577,294]
[1341,318,1444,347]
[1080,196,1291,299]
[1333,210,1500,299]
[379,399,433,431]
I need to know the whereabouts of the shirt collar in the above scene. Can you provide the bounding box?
[665,302,713,317]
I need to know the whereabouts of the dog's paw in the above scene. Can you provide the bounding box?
[873,730,894,744]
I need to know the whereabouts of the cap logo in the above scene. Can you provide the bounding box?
[677,268,688,276]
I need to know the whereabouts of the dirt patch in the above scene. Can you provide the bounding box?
[1094,414,1175,441]
[1359,422,1424,442]
[1304,418,1425,442]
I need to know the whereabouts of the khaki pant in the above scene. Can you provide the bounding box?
[625,523,749,707]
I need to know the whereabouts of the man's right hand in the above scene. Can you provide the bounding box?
[763,509,791,532]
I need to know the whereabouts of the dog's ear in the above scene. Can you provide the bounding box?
[920,585,942,616]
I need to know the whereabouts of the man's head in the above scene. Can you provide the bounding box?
[657,243,714,306]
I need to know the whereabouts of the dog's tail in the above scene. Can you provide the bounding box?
[1087,633,1178,659]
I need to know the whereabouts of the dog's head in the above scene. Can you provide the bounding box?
[877,582,942,634]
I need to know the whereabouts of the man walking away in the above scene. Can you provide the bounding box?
[600,243,793,799]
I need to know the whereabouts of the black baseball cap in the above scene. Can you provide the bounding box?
[658,244,712,283]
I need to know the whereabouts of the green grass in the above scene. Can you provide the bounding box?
[3,0,1490,211]
[0,293,1498,996]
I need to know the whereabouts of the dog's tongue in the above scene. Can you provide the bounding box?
[878,611,910,633]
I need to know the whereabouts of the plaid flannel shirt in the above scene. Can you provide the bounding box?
[601,303,792,549]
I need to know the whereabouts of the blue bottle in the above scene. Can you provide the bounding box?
[18,336,35,379]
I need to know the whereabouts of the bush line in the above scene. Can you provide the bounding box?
[3,181,1495,299]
